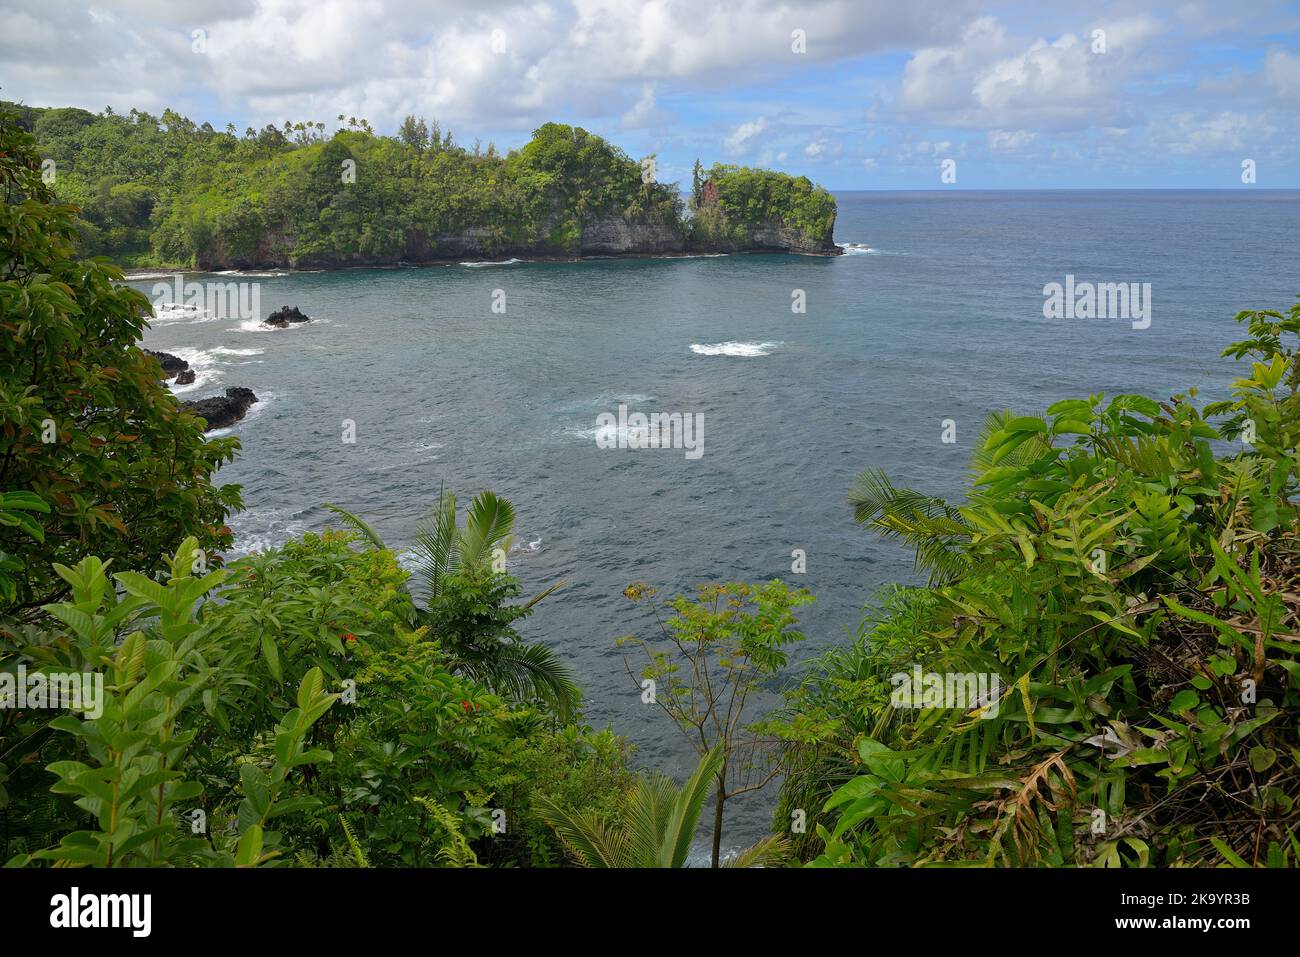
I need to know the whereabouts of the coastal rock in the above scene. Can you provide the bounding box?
[580,216,686,255]
[144,349,190,380]
[174,369,196,385]
[265,305,312,327]
[183,387,258,431]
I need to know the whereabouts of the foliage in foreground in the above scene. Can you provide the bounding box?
[0,112,241,618]
[538,746,788,868]
[1,532,632,868]
[773,301,1300,867]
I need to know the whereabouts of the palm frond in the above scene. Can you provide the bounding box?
[482,640,581,722]
[410,490,460,601]
[522,578,568,609]
[659,746,723,867]
[323,503,388,550]
[537,748,726,868]
[535,799,632,867]
[848,468,971,583]
[459,490,516,571]
[968,409,1054,477]
[722,833,791,868]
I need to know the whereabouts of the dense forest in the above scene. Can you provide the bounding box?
[3,108,1300,869]
[3,102,839,269]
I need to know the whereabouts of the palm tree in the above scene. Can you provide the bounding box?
[325,491,579,720]
[537,748,788,867]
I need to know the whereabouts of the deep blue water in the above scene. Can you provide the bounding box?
[131,189,1300,852]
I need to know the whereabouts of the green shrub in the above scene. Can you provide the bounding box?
[778,302,1300,868]
[0,111,242,617]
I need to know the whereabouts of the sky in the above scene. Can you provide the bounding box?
[2,0,1298,189]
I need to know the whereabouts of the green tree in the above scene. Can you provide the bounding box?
[618,580,812,866]
[0,111,242,619]
[397,115,430,151]
[325,492,580,719]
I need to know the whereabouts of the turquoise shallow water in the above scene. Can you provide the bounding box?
[131,189,1300,852]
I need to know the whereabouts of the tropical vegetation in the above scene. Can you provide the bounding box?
[3,102,1299,868]
[3,102,836,269]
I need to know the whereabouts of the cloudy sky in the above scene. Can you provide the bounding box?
[3,0,1298,188]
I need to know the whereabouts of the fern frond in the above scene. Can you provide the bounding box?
[412,796,479,867]
[337,815,370,867]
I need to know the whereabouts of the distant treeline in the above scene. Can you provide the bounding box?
[4,102,837,268]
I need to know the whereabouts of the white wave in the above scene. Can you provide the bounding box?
[162,348,221,395]
[212,269,289,277]
[690,341,781,357]
[460,258,524,267]
[211,347,264,356]
[838,242,876,256]
[238,317,328,332]
[125,271,186,281]
[152,302,210,322]
[565,421,647,444]
[228,504,309,556]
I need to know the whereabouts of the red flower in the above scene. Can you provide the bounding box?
[343,633,357,643]
[461,700,472,711]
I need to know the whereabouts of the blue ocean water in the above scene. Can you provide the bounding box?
[131,189,1300,851]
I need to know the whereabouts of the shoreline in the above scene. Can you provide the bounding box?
[120,244,845,279]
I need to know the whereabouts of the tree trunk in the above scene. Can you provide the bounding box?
[711,776,726,867]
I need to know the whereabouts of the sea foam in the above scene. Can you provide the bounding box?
[689,341,781,357]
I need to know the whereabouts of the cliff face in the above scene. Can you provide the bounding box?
[689,218,840,256]
[195,209,834,270]
[580,216,686,255]
[191,173,837,270]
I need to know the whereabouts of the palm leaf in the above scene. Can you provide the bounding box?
[322,503,388,550]
[522,579,568,609]
[535,801,631,867]
[659,746,723,867]
[459,490,516,572]
[481,640,581,722]
[410,491,460,600]
[848,468,970,583]
[722,833,791,868]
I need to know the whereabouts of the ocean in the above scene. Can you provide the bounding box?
[129,188,1300,853]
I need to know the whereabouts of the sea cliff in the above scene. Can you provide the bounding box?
[9,104,838,268]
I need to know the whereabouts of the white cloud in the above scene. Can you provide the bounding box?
[621,83,673,129]
[725,116,769,153]
[1264,49,1300,102]
[898,15,1162,131]
[1,0,972,134]
[987,128,1036,150]
[803,133,841,159]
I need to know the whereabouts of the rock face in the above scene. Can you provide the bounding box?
[144,349,190,380]
[695,222,840,256]
[580,217,685,255]
[183,387,258,431]
[195,210,831,268]
[265,305,312,328]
